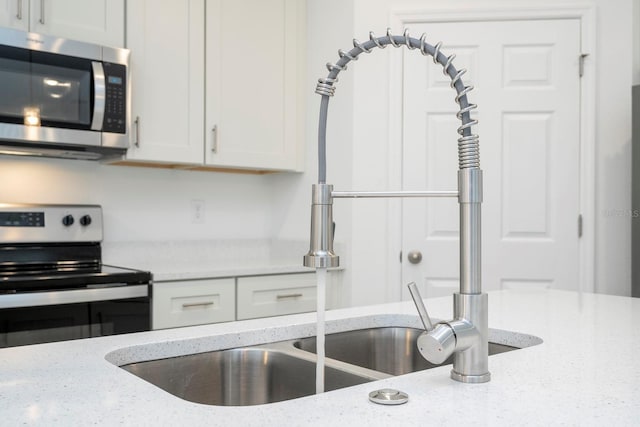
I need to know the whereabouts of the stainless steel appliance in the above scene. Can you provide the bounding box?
[0,28,130,160]
[0,204,151,348]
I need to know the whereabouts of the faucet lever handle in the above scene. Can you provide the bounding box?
[407,282,434,331]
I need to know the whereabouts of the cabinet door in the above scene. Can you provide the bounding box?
[124,0,205,164]
[205,0,304,171]
[30,0,124,46]
[153,279,235,329]
[0,0,29,30]
[237,273,318,320]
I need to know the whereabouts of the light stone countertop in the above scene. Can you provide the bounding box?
[1,289,639,426]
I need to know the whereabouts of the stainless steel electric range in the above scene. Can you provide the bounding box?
[0,204,151,348]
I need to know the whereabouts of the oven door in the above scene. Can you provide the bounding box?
[0,285,149,348]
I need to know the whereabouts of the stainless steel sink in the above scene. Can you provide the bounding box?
[121,347,372,406]
[293,327,518,376]
[118,325,532,406]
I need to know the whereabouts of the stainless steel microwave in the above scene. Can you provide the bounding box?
[0,27,130,160]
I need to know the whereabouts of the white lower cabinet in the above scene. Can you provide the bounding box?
[152,278,235,330]
[152,272,333,329]
[237,273,317,320]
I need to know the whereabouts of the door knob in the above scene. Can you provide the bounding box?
[407,250,423,264]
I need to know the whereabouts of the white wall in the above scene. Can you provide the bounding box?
[0,157,274,243]
[591,0,634,295]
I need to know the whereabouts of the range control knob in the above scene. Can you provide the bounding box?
[62,214,75,227]
[79,215,92,227]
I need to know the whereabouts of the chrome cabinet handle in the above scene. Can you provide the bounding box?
[211,125,218,153]
[276,293,303,300]
[182,301,214,309]
[39,0,45,24]
[16,0,22,20]
[134,116,140,147]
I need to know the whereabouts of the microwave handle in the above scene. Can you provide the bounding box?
[91,61,106,131]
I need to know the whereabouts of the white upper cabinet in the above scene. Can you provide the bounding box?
[0,0,27,30]
[0,0,124,47]
[205,0,305,171]
[124,0,205,164]
[118,0,304,172]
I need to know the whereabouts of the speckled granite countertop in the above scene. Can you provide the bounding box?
[1,289,639,426]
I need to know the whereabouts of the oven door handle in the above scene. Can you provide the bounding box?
[0,285,148,309]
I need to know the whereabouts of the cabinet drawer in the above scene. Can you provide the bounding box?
[237,273,316,320]
[152,278,235,329]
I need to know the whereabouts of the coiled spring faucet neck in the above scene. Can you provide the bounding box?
[315,28,480,185]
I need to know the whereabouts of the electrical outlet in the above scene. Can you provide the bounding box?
[191,199,205,224]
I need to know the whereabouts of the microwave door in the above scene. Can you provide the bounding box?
[90,62,105,131]
[27,52,94,130]
[0,45,101,148]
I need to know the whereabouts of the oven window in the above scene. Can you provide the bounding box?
[92,298,150,336]
[0,45,92,130]
[0,304,90,348]
[0,297,150,348]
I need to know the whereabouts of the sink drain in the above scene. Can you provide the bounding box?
[368,388,409,405]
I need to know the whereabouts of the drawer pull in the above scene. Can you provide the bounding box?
[182,301,215,309]
[276,293,303,300]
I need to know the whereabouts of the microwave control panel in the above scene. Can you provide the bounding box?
[102,62,127,134]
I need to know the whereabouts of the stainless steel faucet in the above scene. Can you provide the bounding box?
[303,29,490,383]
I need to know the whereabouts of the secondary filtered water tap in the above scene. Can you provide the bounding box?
[303,28,489,383]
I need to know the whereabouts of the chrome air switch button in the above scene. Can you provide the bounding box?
[368,388,409,405]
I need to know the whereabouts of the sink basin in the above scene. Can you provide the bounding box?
[116,323,538,406]
[121,347,371,406]
[294,327,518,376]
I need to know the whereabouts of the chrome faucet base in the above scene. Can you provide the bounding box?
[451,292,490,382]
[450,370,491,383]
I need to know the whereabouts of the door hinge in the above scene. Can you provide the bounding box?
[578,214,583,238]
[579,53,589,78]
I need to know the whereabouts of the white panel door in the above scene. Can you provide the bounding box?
[402,19,581,298]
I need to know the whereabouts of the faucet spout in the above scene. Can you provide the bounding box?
[304,28,489,383]
[303,184,339,268]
